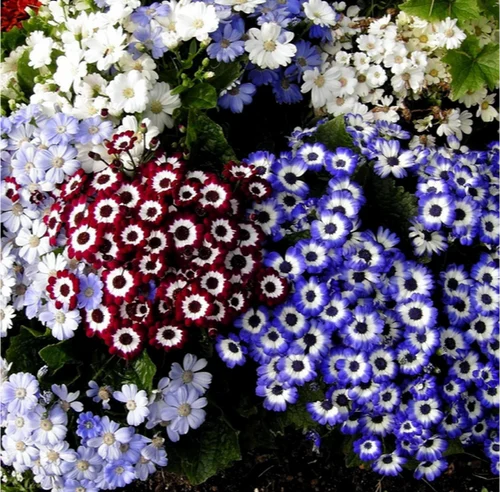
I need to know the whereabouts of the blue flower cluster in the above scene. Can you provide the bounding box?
[345,115,499,257]
[0,354,212,490]
[217,116,500,480]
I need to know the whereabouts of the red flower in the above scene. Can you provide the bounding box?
[1,0,41,32]
[149,320,186,351]
[255,268,289,306]
[47,270,80,310]
[105,130,137,155]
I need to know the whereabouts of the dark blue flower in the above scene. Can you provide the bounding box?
[219,82,257,113]
[207,21,245,63]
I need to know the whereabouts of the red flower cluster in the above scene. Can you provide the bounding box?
[1,0,41,32]
[46,151,288,359]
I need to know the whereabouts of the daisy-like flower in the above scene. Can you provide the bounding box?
[169,354,212,394]
[434,17,466,50]
[162,386,207,435]
[176,2,219,42]
[144,82,181,131]
[414,459,448,481]
[373,139,415,178]
[39,302,81,340]
[419,193,455,231]
[103,460,136,489]
[311,211,352,248]
[216,333,247,368]
[106,70,148,114]
[52,384,83,413]
[1,371,39,414]
[304,0,337,26]
[15,219,50,264]
[113,384,150,426]
[86,381,112,410]
[256,380,298,412]
[245,23,297,70]
[109,326,144,360]
[307,398,340,425]
[301,66,341,108]
[372,452,406,476]
[84,25,127,71]
[31,405,68,446]
[353,436,382,461]
[87,416,134,461]
[292,276,328,317]
[409,397,443,428]
[149,322,186,352]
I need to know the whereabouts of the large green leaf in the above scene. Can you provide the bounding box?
[443,39,499,100]
[173,416,241,485]
[342,435,365,469]
[478,0,500,19]
[1,27,26,61]
[209,60,244,92]
[314,115,356,151]
[399,0,481,23]
[39,340,74,372]
[186,110,237,164]
[275,384,324,431]
[132,350,156,392]
[5,327,50,374]
[17,50,38,96]
[182,83,218,109]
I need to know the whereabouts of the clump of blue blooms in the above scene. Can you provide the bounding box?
[218,114,500,480]
[0,354,212,490]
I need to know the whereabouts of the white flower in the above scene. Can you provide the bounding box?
[39,301,81,340]
[458,87,488,108]
[0,304,15,337]
[366,64,388,88]
[304,0,337,26]
[476,93,499,122]
[84,25,127,71]
[214,0,266,14]
[51,384,84,412]
[53,46,88,93]
[436,109,462,138]
[302,66,341,108]
[113,384,150,426]
[106,70,148,114]
[245,23,297,70]
[120,53,159,87]
[176,2,219,42]
[27,32,54,69]
[433,17,466,50]
[144,82,181,132]
[15,220,50,264]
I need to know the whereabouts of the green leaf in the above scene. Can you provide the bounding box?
[132,350,156,392]
[443,438,464,457]
[39,340,74,372]
[478,0,499,18]
[209,60,244,92]
[182,83,218,109]
[17,50,38,97]
[276,384,324,431]
[22,324,48,337]
[5,327,50,374]
[443,39,500,99]
[186,110,237,164]
[175,416,241,485]
[399,0,481,23]
[1,27,26,61]
[314,115,355,151]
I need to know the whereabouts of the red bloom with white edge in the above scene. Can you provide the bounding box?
[68,223,99,260]
[105,130,137,155]
[103,267,138,301]
[198,181,231,214]
[175,286,213,327]
[138,196,166,225]
[256,268,289,306]
[47,270,80,310]
[199,269,231,298]
[117,182,142,209]
[149,321,186,351]
[242,177,272,203]
[206,217,239,249]
[91,196,121,226]
[174,180,201,207]
[237,222,264,251]
[90,167,123,195]
[223,161,256,182]
[45,202,65,246]
[192,239,223,268]
[115,220,148,252]
[3,177,20,202]
[144,229,170,255]
[61,169,88,201]
[147,166,181,196]
[168,214,204,250]
[107,325,144,359]
[135,252,167,282]
[85,303,117,338]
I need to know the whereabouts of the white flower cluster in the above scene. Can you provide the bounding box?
[301,10,498,135]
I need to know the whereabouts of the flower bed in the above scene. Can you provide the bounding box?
[0,0,498,490]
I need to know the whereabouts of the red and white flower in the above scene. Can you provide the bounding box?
[149,321,186,351]
[168,215,203,250]
[103,267,137,301]
[175,286,213,327]
[47,270,80,310]
[108,325,144,359]
[256,268,289,306]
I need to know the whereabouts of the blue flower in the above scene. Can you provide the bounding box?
[353,435,382,461]
[256,380,298,412]
[341,305,383,350]
[130,25,167,59]
[269,156,309,196]
[264,247,305,279]
[130,2,170,26]
[284,40,322,80]
[207,21,245,63]
[76,412,102,442]
[292,276,328,317]
[319,294,352,331]
[396,294,437,332]
[162,386,207,435]
[296,239,332,274]
[418,193,456,231]
[272,302,309,337]
[277,351,317,386]
[311,211,352,249]
[325,147,358,176]
[76,116,113,146]
[247,63,280,86]
[77,273,104,310]
[219,82,257,113]
[256,325,290,356]
[372,452,406,476]
[272,76,303,104]
[414,459,448,481]
[40,114,79,146]
[336,349,372,385]
[104,460,136,488]
[372,139,415,178]
[215,333,247,368]
[307,398,341,426]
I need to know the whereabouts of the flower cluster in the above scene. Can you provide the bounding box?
[220,118,499,480]
[0,354,212,490]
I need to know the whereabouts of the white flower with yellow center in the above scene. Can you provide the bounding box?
[106,70,148,114]
[176,2,219,42]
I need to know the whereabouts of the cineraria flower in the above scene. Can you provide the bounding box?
[176,2,219,42]
[245,23,297,70]
[86,381,112,410]
[372,452,406,476]
[111,384,150,427]
[169,354,212,394]
[106,70,148,114]
[256,380,298,411]
[39,301,81,340]
[219,82,257,113]
[31,405,68,446]
[208,21,245,63]
[87,416,134,461]
[162,386,207,435]
[104,459,136,488]
[216,333,247,368]
[1,372,39,414]
[52,384,83,413]
[373,139,415,178]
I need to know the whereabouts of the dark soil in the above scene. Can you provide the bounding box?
[125,432,498,492]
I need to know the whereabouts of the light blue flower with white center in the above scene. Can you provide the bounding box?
[76,412,102,442]
[318,189,361,220]
[87,416,134,461]
[65,445,103,482]
[418,193,455,231]
[162,386,207,435]
[10,143,43,185]
[326,147,358,176]
[342,306,383,350]
[277,351,316,386]
[311,211,352,248]
[1,372,39,415]
[63,479,99,492]
[168,354,212,395]
[104,459,136,488]
[77,273,104,311]
[33,144,80,185]
[31,405,68,446]
[76,116,113,145]
[296,239,331,274]
[40,113,79,146]
[52,384,83,413]
[396,294,437,332]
